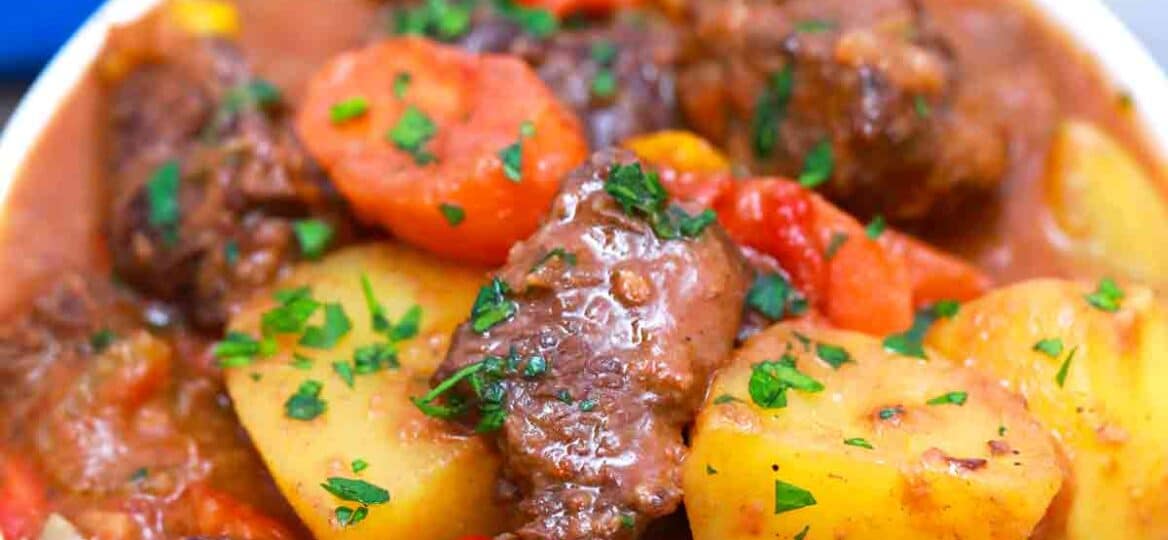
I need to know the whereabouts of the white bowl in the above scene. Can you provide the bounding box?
[0,0,1165,216]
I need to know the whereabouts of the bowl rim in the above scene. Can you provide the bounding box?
[0,0,1165,207]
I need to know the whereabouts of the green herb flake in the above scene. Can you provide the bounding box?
[619,513,635,529]
[556,389,573,404]
[591,69,617,99]
[353,343,399,374]
[130,467,149,483]
[146,160,182,245]
[579,398,598,412]
[330,97,369,124]
[390,305,423,342]
[712,394,740,405]
[1033,338,1064,358]
[393,71,412,99]
[706,464,718,475]
[333,361,356,388]
[292,219,334,260]
[752,65,794,158]
[335,505,369,528]
[299,303,352,349]
[815,343,852,370]
[749,356,824,409]
[531,247,578,272]
[926,391,968,406]
[914,95,932,118]
[285,380,327,420]
[393,0,472,40]
[321,477,390,505]
[499,141,523,182]
[590,40,619,65]
[492,0,558,38]
[1055,346,1077,387]
[224,79,281,115]
[439,203,465,226]
[798,139,834,188]
[291,353,314,370]
[882,302,957,359]
[213,331,275,368]
[794,525,811,540]
[388,105,437,164]
[747,273,808,321]
[933,299,960,319]
[90,329,117,353]
[262,287,320,337]
[522,355,548,378]
[604,162,716,240]
[774,479,817,514]
[844,437,874,449]
[223,240,240,266]
[470,277,517,333]
[824,231,849,260]
[1085,277,1124,312]
[878,405,903,420]
[865,215,886,240]
[998,424,1008,437]
[795,19,836,33]
[351,459,369,474]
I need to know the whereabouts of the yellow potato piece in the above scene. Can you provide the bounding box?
[927,279,1168,540]
[623,130,731,173]
[224,243,513,539]
[685,324,1061,540]
[168,0,240,38]
[1045,120,1168,286]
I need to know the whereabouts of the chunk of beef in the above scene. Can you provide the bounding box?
[677,0,1006,220]
[379,4,681,147]
[431,150,750,539]
[108,39,350,328]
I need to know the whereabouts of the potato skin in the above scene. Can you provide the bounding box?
[927,279,1168,540]
[684,324,1061,540]
[224,243,513,539]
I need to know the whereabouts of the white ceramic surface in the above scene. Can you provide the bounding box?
[0,0,1166,205]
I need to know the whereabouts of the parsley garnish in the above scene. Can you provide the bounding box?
[824,231,848,260]
[393,0,473,40]
[815,343,851,369]
[531,247,578,272]
[285,380,326,420]
[492,0,558,38]
[1085,277,1124,312]
[353,343,399,373]
[926,391,968,406]
[439,203,465,226]
[523,355,547,378]
[712,394,740,405]
[1055,347,1076,387]
[794,525,811,540]
[1033,338,1064,358]
[291,354,314,370]
[933,299,960,319]
[604,163,717,239]
[292,219,333,259]
[335,505,369,527]
[322,477,390,505]
[590,40,619,99]
[914,95,932,118]
[146,160,181,245]
[388,105,437,164]
[706,464,718,475]
[412,351,543,432]
[798,139,834,188]
[222,80,281,116]
[470,278,517,333]
[753,65,794,158]
[579,398,598,412]
[330,97,369,124]
[130,467,148,483]
[774,480,817,514]
[333,361,356,388]
[882,301,959,359]
[390,305,422,342]
[351,459,369,473]
[998,425,1008,437]
[299,303,352,349]
[393,72,412,99]
[878,405,903,420]
[865,215,886,239]
[619,513,635,529]
[213,331,275,368]
[795,19,836,33]
[90,329,117,353]
[223,240,239,266]
[498,121,535,182]
[746,273,808,321]
[556,389,573,404]
[749,355,824,408]
[262,287,320,337]
[844,437,874,449]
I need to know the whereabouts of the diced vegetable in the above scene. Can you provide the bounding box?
[168,0,240,38]
[224,244,513,539]
[622,130,731,174]
[927,279,1168,539]
[0,451,48,540]
[295,38,588,264]
[684,324,1061,539]
[1045,120,1168,287]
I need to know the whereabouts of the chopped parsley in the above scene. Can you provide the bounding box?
[1055,346,1077,387]
[360,275,423,342]
[712,394,740,405]
[439,203,465,226]
[412,350,545,432]
[752,65,795,158]
[333,361,356,388]
[706,464,718,475]
[299,303,352,349]
[1085,277,1124,312]
[748,355,824,409]
[492,0,558,38]
[824,231,848,260]
[285,380,327,420]
[390,305,422,342]
[261,287,320,337]
[555,389,573,404]
[291,353,314,370]
[393,0,473,40]
[798,139,834,188]
[292,219,333,259]
[393,72,412,99]
[531,247,578,272]
[815,342,851,369]
[90,329,117,353]
[322,477,390,505]
[878,405,904,420]
[604,162,716,240]
[388,106,437,164]
[933,299,960,319]
[470,277,517,333]
[746,273,808,321]
[590,40,619,99]
[1033,338,1064,358]
[361,274,392,334]
[578,398,598,412]
[223,240,239,266]
[844,437,874,449]
[883,301,959,359]
[351,459,369,473]
[335,505,369,528]
[795,19,836,33]
[865,215,886,239]
[498,121,535,182]
[213,331,275,368]
[914,95,932,118]
[222,80,281,116]
[523,355,548,378]
[774,479,817,514]
[353,343,399,373]
[998,425,1008,437]
[330,97,369,124]
[926,391,968,406]
[146,160,182,245]
[619,513,635,529]
[794,525,811,540]
[130,467,149,483]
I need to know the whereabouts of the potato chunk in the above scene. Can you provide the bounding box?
[927,279,1168,539]
[224,243,513,539]
[1045,120,1168,287]
[684,324,1061,540]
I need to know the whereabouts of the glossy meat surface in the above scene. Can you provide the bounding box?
[433,150,750,538]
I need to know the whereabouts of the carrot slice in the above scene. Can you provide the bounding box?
[0,450,48,540]
[881,231,992,306]
[297,37,588,264]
